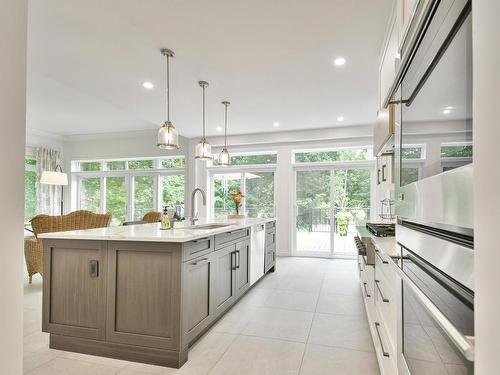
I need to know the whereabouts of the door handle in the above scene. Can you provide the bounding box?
[191,258,210,266]
[374,322,390,357]
[236,250,240,269]
[377,169,381,184]
[375,280,389,303]
[363,282,371,298]
[89,260,99,278]
[231,251,237,270]
[382,164,387,182]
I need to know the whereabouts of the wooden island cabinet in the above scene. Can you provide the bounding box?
[40,220,275,368]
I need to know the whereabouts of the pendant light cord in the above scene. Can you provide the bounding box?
[202,84,206,139]
[166,54,170,122]
[224,102,229,147]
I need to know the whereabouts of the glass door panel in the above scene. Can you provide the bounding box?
[105,176,127,225]
[79,177,101,212]
[245,171,275,218]
[213,173,242,217]
[295,170,333,254]
[333,169,371,256]
[133,175,155,221]
[162,174,185,217]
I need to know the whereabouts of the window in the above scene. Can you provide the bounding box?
[401,145,425,187]
[211,171,275,218]
[401,146,423,159]
[212,152,277,166]
[25,158,38,221]
[73,157,185,225]
[79,177,101,212]
[294,147,372,163]
[440,143,473,158]
[401,167,420,186]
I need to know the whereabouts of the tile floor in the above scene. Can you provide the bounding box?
[23,257,380,375]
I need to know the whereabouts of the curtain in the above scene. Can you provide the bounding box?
[36,148,62,215]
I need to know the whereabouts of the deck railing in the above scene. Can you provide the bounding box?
[296,207,370,233]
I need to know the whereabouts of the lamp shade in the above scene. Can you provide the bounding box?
[195,138,212,160]
[157,121,179,149]
[219,147,230,166]
[40,171,68,186]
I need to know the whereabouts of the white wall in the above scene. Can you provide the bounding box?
[473,1,500,374]
[0,1,28,373]
[63,130,189,213]
[191,125,375,256]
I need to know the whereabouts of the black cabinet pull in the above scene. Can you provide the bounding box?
[89,260,99,278]
[363,282,371,298]
[236,250,240,269]
[382,164,387,182]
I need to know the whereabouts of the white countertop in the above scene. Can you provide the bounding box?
[38,217,275,243]
[371,236,399,258]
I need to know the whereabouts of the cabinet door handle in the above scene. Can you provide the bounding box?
[236,250,240,269]
[382,164,387,182]
[191,258,210,266]
[363,282,371,298]
[89,260,99,278]
[375,249,389,264]
[231,251,237,270]
[375,322,390,357]
[375,280,390,303]
[377,169,381,184]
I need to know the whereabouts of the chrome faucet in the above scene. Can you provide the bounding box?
[190,188,207,225]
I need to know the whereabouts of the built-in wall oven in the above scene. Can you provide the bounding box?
[388,0,474,373]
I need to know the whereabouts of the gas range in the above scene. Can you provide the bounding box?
[366,222,395,237]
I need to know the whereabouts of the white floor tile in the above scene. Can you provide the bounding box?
[309,313,374,352]
[261,289,319,312]
[300,344,380,375]
[315,293,365,316]
[208,335,304,375]
[24,357,121,374]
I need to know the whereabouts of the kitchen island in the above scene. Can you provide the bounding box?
[39,218,276,368]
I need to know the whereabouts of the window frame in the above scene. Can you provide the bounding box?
[72,157,186,224]
[292,145,375,165]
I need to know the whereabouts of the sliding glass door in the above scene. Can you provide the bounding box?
[294,167,371,258]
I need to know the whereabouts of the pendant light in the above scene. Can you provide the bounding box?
[157,48,179,149]
[195,81,212,160]
[219,101,231,166]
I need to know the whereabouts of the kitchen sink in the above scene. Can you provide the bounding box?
[186,223,234,230]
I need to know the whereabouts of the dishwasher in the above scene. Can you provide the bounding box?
[250,223,266,286]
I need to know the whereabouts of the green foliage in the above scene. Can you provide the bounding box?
[106,177,126,225]
[440,145,473,158]
[80,162,101,171]
[133,175,154,220]
[106,161,126,170]
[161,158,185,168]
[212,154,277,166]
[25,170,37,219]
[401,147,423,159]
[162,175,185,208]
[335,211,353,236]
[294,149,369,163]
[80,177,101,211]
[401,167,419,186]
[128,160,154,169]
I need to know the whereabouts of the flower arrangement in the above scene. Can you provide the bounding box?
[230,189,245,216]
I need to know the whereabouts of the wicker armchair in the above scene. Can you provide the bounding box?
[24,210,112,283]
[142,211,162,223]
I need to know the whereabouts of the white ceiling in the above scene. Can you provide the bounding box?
[27,0,392,137]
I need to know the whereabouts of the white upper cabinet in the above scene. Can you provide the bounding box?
[398,0,418,50]
[378,4,400,108]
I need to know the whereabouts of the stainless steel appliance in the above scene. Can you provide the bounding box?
[388,0,474,373]
[366,222,395,237]
[250,223,265,286]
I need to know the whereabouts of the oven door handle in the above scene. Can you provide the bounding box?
[393,263,475,362]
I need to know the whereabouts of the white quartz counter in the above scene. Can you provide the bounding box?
[371,236,399,258]
[38,217,276,243]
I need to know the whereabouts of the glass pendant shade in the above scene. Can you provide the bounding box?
[157,121,179,149]
[157,48,180,150]
[219,147,230,166]
[195,138,212,160]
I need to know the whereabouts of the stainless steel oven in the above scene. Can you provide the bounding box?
[396,224,474,375]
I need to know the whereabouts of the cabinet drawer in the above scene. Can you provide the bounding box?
[374,269,397,349]
[374,248,399,290]
[215,228,250,249]
[265,221,276,231]
[183,236,214,262]
[265,231,276,247]
[372,317,397,375]
[362,265,375,308]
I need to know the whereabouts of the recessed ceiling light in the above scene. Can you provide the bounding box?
[273,122,280,128]
[442,109,451,115]
[142,81,154,89]
[333,57,346,66]
[216,126,223,132]
[337,116,345,122]
[444,106,455,110]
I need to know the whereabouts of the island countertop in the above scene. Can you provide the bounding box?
[38,217,276,243]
